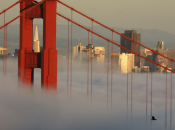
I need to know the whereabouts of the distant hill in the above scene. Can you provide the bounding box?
[0,24,175,54]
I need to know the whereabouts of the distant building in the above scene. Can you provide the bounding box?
[14,49,18,57]
[73,39,86,62]
[93,46,105,63]
[157,41,164,50]
[73,39,105,63]
[152,49,171,72]
[120,30,140,67]
[141,66,149,72]
[111,52,134,73]
[0,47,7,55]
[140,48,152,70]
[111,52,120,70]
[140,45,175,73]
[119,53,135,73]
[33,26,40,52]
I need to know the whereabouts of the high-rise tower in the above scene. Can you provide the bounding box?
[120,30,140,67]
[33,26,40,52]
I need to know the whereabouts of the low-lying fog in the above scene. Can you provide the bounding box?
[0,58,174,130]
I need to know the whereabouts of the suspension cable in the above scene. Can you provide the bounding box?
[0,0,22,15]
[0,0,45,30]
[131,41,133,128]
[146,61,148,130]
[111,31,113,109]
[67,21,69,96]
[70,10,73,96]
[56,0,175,64]
[107,41,109,110]
[87,31,89,97]
[151,53,153,130]
[165,69,167,130]
[91,21,93,102]
[170,62,172,130]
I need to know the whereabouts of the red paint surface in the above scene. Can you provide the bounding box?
[18,0,57,89]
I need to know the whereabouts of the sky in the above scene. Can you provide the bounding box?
[0,58,175,130]
[0,0,175,34]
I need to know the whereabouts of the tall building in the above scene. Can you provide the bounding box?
[33,26,40,52]
[119,53,135,73]
[120,30,140,67]
[157,41,164,49]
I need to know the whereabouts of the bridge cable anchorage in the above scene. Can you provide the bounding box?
[56,0,175,64]
[170,61,172,130]
[56,13,175,73]
[70,10,73,96]
[87,31,89,98]
[91,20,93,103]
[67,21,70,96]
[0,0,45,30]
[111,31,113,110]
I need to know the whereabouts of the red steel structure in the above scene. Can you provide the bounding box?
[18,0,57,89]
[0,0,57,89]
[0,0,174,129]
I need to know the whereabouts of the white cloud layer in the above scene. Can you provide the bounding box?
[0,58,174,130]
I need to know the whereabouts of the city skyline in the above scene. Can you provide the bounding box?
[0,1,175,130]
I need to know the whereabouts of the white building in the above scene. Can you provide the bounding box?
[33,26,40,52]
[0,47,7,55]
[73,39,105,63]
[119,53,134,73]
[94,46,105,63]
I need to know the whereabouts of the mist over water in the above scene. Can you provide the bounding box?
[0,58,174,130]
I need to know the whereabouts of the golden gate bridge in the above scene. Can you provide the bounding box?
[0,0,174,130]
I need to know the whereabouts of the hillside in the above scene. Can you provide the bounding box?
[0,24,175,54]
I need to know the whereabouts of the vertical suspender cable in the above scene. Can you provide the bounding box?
[3,12,6,77]
[5,25,7,76]
[70,10,73,96]
[127,52,129,128]
[146,61,148,130]
[107,41,109,110]
[67,21,69,96]
[111,31,113,109]
[151,53,153,130]
[165,69,167,130]
[131,42,133,127]
[170,62,172,130]
[87,31,89,97]
[91,21,93,102]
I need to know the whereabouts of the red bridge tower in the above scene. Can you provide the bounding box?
[18,0,57,89]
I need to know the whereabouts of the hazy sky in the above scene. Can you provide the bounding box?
[0,0,175,34]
